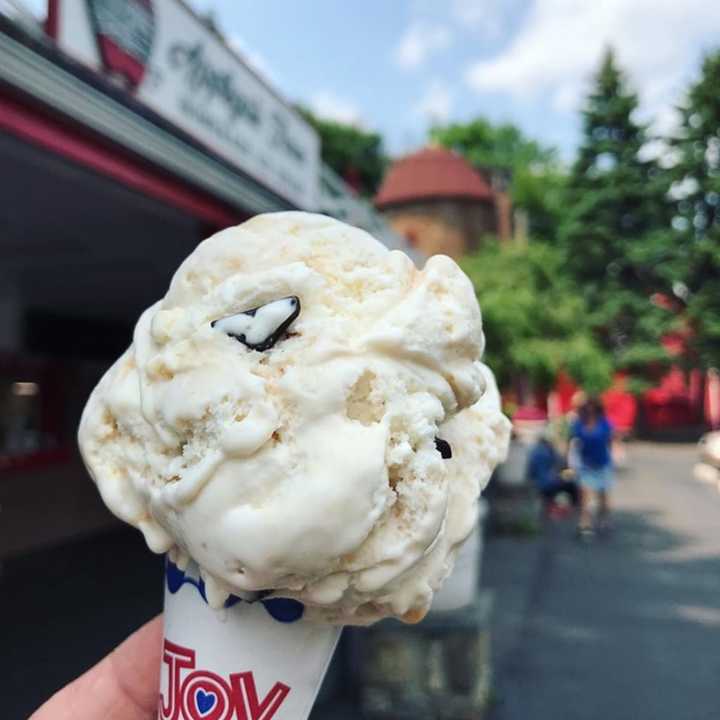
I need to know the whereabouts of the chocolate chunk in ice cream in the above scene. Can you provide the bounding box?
[212,296,300,351]
[435,437,452,459]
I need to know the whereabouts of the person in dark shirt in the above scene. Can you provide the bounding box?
[570,397,614,539]
[527,430,579,514]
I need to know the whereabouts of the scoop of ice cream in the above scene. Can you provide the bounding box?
[79,212,509,624]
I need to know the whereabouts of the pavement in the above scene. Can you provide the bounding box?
[484,442,720,720]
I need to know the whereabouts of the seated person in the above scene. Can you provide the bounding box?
[526,431,579,513]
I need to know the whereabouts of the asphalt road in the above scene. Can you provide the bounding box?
[484,442,720,720]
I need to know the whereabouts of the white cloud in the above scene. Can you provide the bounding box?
[465,0,720,133]
[395,22,452,70]
[310,91,364,127]
[415,80,453,123]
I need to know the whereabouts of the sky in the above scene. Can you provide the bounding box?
[22,0,720,160]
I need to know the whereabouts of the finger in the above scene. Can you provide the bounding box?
[30,615,163,720]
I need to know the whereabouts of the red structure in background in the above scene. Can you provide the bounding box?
[546,291,717,434]
[553,365,711,435]
[602,377,638,433]
[643,367,704,429]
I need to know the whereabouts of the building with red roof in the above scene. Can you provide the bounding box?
[375,146,513,258]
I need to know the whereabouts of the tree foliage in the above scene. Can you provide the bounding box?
[461,241,612,396]
[428,48,720,398]
[430,118,556,171]
[560,49,674,384]
[670,50,720,369]
[430,118,565,241]
[297,106,386,198]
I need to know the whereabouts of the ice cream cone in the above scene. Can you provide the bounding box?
[159,559,341,720]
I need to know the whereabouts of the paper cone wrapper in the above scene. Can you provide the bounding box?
[158,559,341,720]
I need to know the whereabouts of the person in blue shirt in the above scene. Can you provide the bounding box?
[526,430,579,513]
[570,397,614,538]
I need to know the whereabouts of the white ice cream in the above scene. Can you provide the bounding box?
[78,212,510,624]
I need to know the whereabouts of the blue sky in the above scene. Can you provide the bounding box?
[190,0,574,154]
[186,0,720,161]
[23,0,720,160]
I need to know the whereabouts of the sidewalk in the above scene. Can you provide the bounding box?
[484,442,720,720]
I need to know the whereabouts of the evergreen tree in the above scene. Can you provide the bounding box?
[561,49,673,385]
[670,50,720,369]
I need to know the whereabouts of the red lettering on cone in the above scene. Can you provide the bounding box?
[181,670,233,720]
[161,641,196,720]
[230,672,291,720]
[158,639,291,720]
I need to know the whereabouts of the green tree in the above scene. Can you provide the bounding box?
[297,107,386,198]
[431,118,556,170]
[461,241,612,397]
[560,48,673,385]
[670,50,720,369]
[430,118,565,241]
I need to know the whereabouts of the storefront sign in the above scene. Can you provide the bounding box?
[51,0,320,209]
